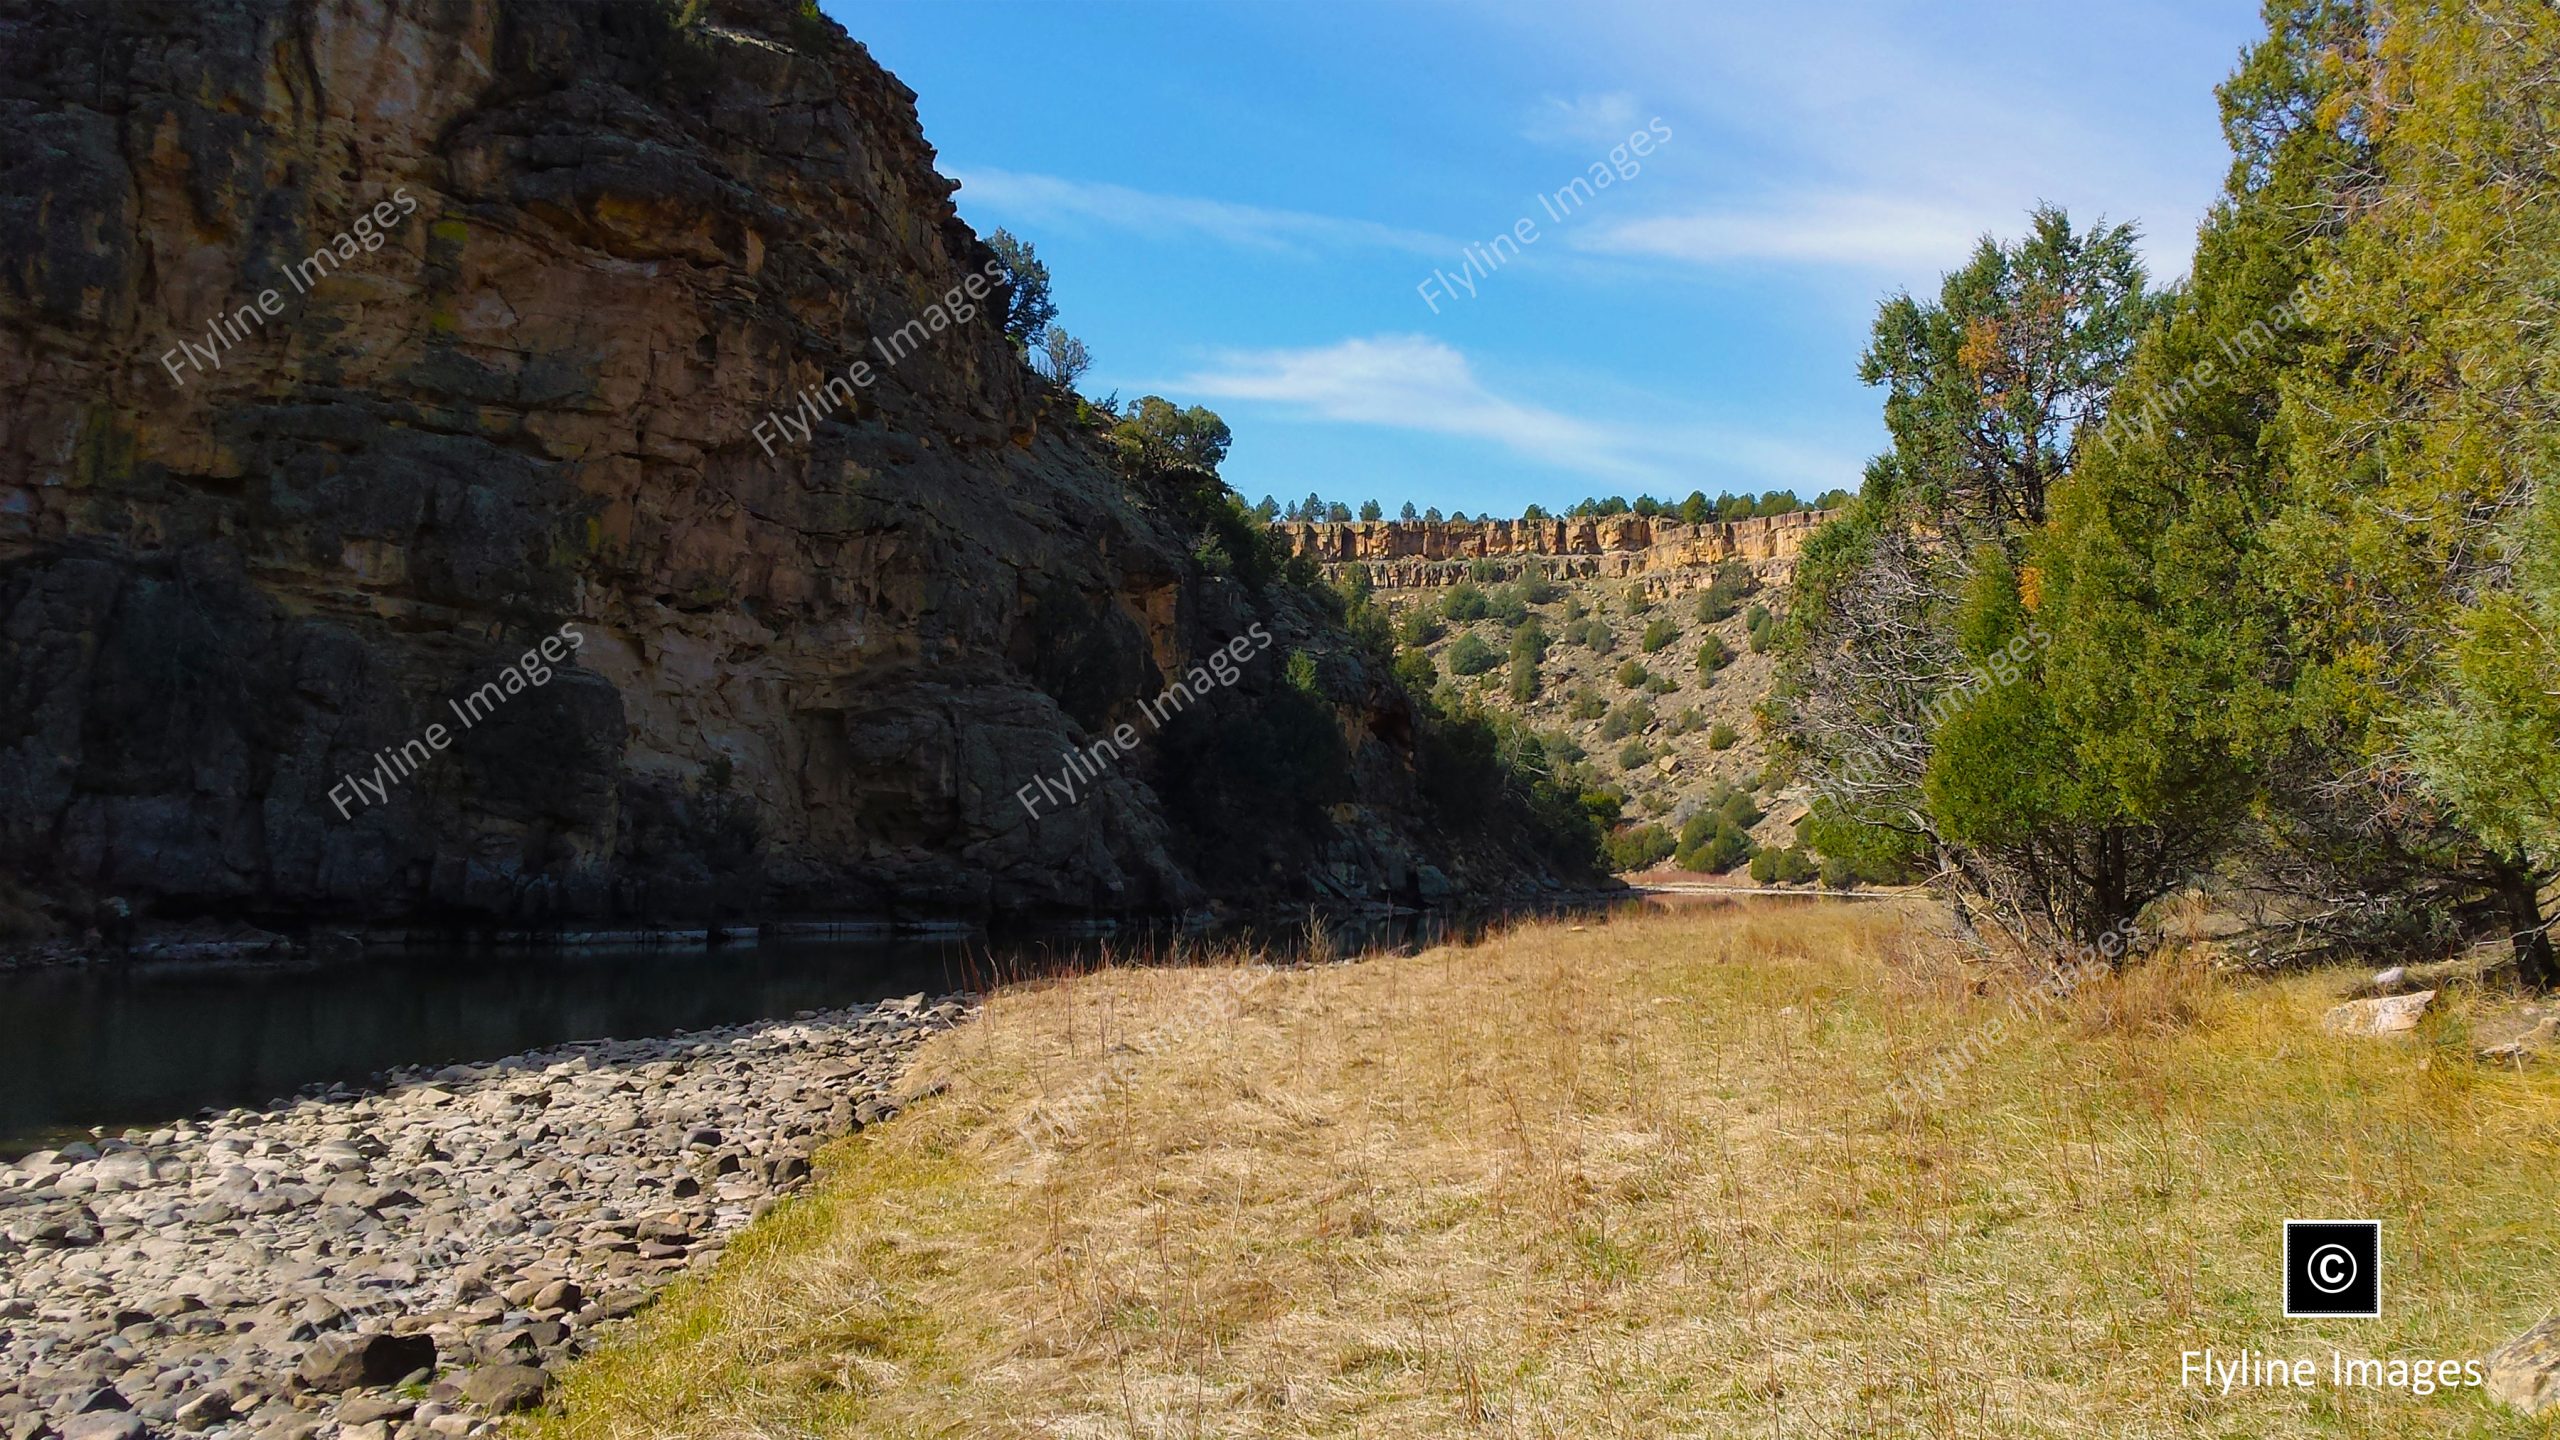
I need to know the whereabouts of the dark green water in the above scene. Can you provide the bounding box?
[0,934,1014,1157]
[0,911,1534,1158]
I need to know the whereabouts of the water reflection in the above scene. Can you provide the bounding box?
[0,904,1618,1155]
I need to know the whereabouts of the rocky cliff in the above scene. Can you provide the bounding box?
[1282,512,1822,595]
[0,0,1591,950]
[1284,511,1833,863]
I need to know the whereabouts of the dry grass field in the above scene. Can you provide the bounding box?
[529,902,2560,1439]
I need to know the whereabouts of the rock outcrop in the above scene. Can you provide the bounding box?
[0,0,1590,950]
[1281,511,1831,865]
[2489,1312,2560,1415]
[1282,512,1823,596]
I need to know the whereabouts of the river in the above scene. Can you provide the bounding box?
[0,911,1546,1157]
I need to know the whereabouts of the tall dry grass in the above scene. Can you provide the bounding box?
[530,902,2560,1439]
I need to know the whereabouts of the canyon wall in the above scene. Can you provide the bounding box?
[0,0,1582,947]
[1282,511,1824,595]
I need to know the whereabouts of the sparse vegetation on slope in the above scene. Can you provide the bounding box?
[1338,533,1808,877]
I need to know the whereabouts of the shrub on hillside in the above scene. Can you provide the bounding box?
[1641,617,1680,653]
[1446,632,1500,676]
[1441,582,1490,622]
[1697,634,1732,675]
[1708,721,1739,750]
[1397,608,1445,647]
[1569,687,1607,722]
[1606,822,1676,872]
[1675,819,1755,874]
[1749,846,1817,885]
[1696,562,1757,623]
[1508,653,1542,703]
[1599,700,1652,740]
[1714,785,1763,830]
[1614,660,1651,689]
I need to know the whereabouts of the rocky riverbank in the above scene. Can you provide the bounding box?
[0,992,973,1440]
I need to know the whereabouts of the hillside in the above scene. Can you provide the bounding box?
[0,0,1596,952]
[1285,512,1826,877]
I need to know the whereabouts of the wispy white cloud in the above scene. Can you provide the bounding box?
[952,167,1451,258]
[1577,190,1995,274]
[1168,335,1637,480]
[1522,91,1644,148]
[1164,334,1859,492]
[1477,0,2220,281]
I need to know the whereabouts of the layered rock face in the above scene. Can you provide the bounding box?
[1282,511,1831,840]
[0,0,1559,942]
[1282,512,1822,594]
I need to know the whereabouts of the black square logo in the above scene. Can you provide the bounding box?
[2284,1220,2379,1317]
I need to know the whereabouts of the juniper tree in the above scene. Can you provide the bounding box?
[1778,209,2157,951]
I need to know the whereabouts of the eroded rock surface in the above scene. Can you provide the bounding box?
[1280,512,1822,595]
[2321,990,2436,1038]
[2488,1311,2560,1415]
[0,0,1590,954]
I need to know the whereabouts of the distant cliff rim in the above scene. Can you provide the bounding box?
[1279,510,1826,562]
[1279,510,1827,591]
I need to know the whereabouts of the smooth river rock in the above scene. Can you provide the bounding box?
[0,992,970,1440]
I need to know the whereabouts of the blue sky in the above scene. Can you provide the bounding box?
[832,0,2267,518]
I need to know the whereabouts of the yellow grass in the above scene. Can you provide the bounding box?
[530,902,2560,1438]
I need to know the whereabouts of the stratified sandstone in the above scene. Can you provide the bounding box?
[1284,512,1831,853]
[1281,512,1821,595]
[0,0,1581,948]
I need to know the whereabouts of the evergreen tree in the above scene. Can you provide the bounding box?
[2256,0,2560,979]
[1779,209,2158,951]
[1036,326,1091,389]
[1111,396,1231,476]
[984,229,1056,352]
